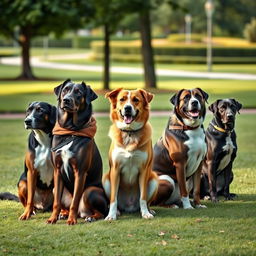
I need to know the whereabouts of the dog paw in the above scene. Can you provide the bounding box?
[46,217,58,224]
[183,205,194,210]
[142,212,154,219]
[195,204,207,209]
[67,217,77,225]
[85,217,96,223]
[105,215,117,221]
[19,212,31,221]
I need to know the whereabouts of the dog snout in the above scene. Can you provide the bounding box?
[24,119,32,126]
[124,105,132,113]
[191,100,199,108]
[63,97,71,105]
[227,114,234,121]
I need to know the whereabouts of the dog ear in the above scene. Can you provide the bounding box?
[208,100,220,114]
[49,105,57,127]
[83,83,98,104]
[196,88,209,103]
[139,89,154,105]
[105,88,123,108]
[231,99,243,114]
[170,89,184,106]
[54,79,71,98]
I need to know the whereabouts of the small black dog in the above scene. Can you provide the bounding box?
[18,101,56,220]
[201,99,242,202]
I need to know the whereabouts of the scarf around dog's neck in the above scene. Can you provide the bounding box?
[52,116,97,138]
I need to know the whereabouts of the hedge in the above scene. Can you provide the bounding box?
[91,41,256,64]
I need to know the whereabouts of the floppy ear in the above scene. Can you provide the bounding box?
[208,100,220,114]
[54,79,71,99]
[105,88,123,108]
[196,88,209,103]
[231,99,242,114]
[49,105,57,127]
[83,82,98,105]
[139,89,154,105]
[170,89,184,106]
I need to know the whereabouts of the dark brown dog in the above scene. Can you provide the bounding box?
[18,101,56,220]
[152,88,208,209]
[46,79,108,225]
[200,99,242,202]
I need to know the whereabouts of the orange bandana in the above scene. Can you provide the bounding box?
[52,116,97,138]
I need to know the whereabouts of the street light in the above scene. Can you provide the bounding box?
[185,14,192,44]
[205,0,214,72]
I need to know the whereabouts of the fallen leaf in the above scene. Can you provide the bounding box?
[127,234,133,237]
[161,240,167,246]
[158,231,166,236]
[195,218,203,223]
[171,234,180,240]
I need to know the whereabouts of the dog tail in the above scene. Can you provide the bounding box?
[0,192,19,202]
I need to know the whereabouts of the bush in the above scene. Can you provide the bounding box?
[244,18,256,43]
[91,40,256,64]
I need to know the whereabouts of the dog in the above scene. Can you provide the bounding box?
[103,88,158,220]
[200,99,242,202]
[152,88,208,209]
[18,101,56,220]
[46,79,108,225]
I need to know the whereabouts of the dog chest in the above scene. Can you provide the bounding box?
[33,131,53,187]
[112,146,147,184]
[217,135,235,172]
[184,128,207,177]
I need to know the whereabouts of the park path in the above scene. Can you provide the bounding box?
[0,109,255,119]
[1,54,256,80]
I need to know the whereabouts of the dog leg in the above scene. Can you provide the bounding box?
[223,163,233,200]
[105,168,120,221]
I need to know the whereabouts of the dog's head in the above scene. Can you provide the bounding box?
[105,88,153,131]
[24,102,56,132]
[209,99,242,131]
[170,88,209,127]
[54,79,98,113]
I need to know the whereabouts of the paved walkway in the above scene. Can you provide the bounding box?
[1,54,256,80]
[0,109,255,119]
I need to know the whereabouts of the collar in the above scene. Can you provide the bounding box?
[210,122,232,133]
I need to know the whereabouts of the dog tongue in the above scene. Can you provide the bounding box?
[190,111,199,117]
[124,115,133,124]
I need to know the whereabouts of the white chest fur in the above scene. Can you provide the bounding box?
[217,135,235,172]
[33,130,53,186]
[112,146,147,185]
[184,127,207,177]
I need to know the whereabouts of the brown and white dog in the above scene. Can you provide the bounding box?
[18,102,56,220]
[200,99,242,202]
[152,88,208,209]
[103,88,158,220]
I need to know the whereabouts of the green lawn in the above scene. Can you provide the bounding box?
[0,114,255,255]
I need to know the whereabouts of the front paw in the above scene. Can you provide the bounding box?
[67,217,77,225]
[19,211,32,220]
[142,211,154,219]
[211,197,219,203]
[46,216,58,224]
[105,214,117,221]
[181,196,194,209]
[195,204,207,209]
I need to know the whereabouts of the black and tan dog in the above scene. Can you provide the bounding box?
[18,101,56,220]
[200,99,242,202]
[152,88,208,209]
[46,79,108,225]
[103,88,158,220]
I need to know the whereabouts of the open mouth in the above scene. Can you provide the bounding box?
[120,110,138,124]
[187,109,200,119]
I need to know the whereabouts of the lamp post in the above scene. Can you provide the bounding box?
[205,0,214,72]
[185,14,192,44]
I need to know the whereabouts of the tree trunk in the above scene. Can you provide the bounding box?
[103,23,110,90]
[139,9,157,89]
[18,27,35,80]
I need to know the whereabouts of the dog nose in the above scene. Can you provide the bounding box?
[191,101,199,107]
[63,98,70,104]
[124,105,132,113]
[227,114,234,121]
[24,119,32,126]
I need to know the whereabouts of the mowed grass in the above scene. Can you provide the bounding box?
[0,114,255,256]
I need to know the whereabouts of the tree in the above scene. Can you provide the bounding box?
[0,0,93,79]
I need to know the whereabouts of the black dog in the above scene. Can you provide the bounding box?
[47,79,108,225]
[201,99,242,202]
[18,101,56,220]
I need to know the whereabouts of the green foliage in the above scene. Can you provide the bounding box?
[244,18,256,43]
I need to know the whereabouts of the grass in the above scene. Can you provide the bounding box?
[0,114,256,255]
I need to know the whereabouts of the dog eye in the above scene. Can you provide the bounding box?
[195,93,202,100]
[36,107,42,113]
[184,94,190,100]
[120,98,125,102]
[133,97,139,103]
